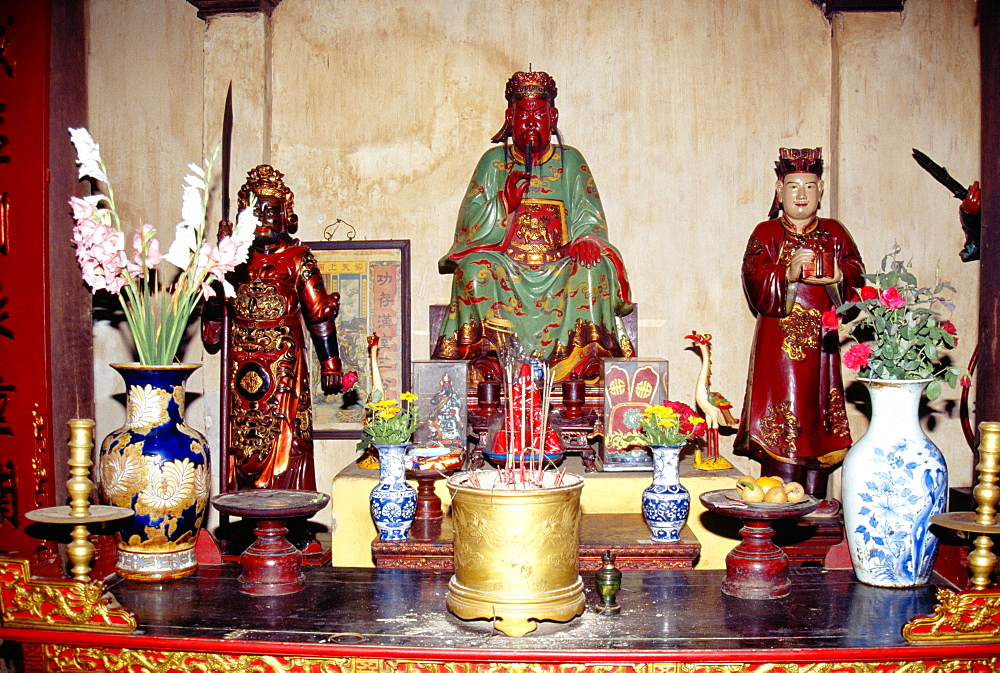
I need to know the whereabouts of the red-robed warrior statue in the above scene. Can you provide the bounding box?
[434,71,634,381]
[735,148,865,499]
[203,165,344,491]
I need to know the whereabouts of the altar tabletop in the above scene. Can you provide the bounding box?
[331,455,743,569]
[8,563,997,667]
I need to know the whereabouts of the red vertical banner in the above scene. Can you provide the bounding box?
[0,0,57,560]
[370,262,400,399]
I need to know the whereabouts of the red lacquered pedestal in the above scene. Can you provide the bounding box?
[700,489,820,600]
[406,467,458,541]
[211,490,329,596]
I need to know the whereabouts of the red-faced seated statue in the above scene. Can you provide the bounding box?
[433,71,635,381]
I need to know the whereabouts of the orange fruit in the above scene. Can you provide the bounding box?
[755,476,784,493]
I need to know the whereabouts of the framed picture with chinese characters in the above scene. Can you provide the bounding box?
[304,240,411,439]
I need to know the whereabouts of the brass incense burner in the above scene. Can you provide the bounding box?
[445,471,585,636]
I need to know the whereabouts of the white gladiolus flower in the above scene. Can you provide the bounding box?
[69,127,110,184]
[180,183,204,228]
[163,225,197,269]
[232,196,258,262]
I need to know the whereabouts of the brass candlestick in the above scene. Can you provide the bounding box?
[930,420,1000,589]
[25,419,133,582]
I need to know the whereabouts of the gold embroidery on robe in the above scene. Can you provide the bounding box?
[742,235,764,276]
[778,303,820,361]
[826,387,850,437]
[760,402,800,454]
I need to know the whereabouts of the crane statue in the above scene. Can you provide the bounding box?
[685,331,735,471]
[357,332,385,469]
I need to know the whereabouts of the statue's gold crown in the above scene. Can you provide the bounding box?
[237,164,296,215]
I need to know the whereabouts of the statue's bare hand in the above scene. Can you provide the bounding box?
[568,239,602,267]
[786,247,814,282]
[501,170,531,214]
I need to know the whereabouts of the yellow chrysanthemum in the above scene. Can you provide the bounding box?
[400,392,418,402]
[377,410,398,419]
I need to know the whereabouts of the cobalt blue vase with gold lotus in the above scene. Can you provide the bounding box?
[99,364,211,581]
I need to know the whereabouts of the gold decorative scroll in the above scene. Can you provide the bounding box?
[0,558,136,632]
[31,646,1000,673]
[903,587,1000,643]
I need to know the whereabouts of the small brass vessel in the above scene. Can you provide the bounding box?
[446,471,585,636]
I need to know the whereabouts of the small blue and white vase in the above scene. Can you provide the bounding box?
[843,378,948,587]
[641,444,690,542]
[370,443,417,540]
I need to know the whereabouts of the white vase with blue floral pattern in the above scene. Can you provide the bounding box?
[842,378,947,587]
[370,443,417,540]
[641,444,690,542]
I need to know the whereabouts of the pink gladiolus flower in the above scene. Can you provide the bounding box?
[843,343,871,371]
[205,237,243,278]
[200,282,216,301]
[822,310,839,330]
[69,196,97,221]
[72,215,128,294]
[879,286,906,309]
[131,223,162,270]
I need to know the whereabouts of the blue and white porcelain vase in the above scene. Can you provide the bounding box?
[842,378,947,587]
[370,443,417,540]
[99,364,211,581]
[641,444,690,542]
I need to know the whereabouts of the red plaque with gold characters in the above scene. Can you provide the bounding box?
[0,0,92,562]
[0,0,57,561]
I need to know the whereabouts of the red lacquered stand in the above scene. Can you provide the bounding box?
[211,490,329,596]
[405,467,458,541]
[700,489,820,600]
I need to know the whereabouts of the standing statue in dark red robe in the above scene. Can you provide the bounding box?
[203,165,344,491]
[735,148,865,499]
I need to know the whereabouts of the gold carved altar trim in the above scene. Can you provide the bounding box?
[30,645,1000,673]
[902,587,1000,643]
[0,559,136,633]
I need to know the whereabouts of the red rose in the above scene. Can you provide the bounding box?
[857,286,879,301]
[941,320,957,335]
[822,310,840,330]
[879,286,906,309]
[341,370,359,390]
[843,343,871,371]
[961,375,973,388]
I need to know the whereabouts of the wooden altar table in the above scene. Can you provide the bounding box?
[2,563,997,671]
[331,455,743,569]
[372,513,701,570]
